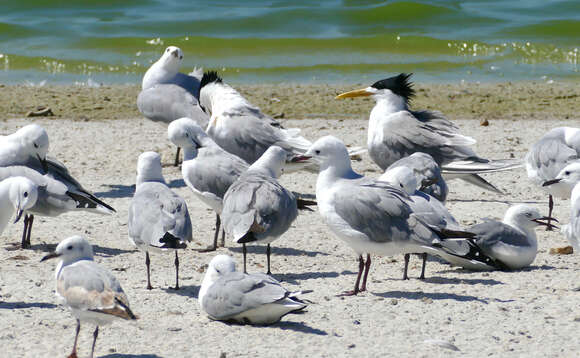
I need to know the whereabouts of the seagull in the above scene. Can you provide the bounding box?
[526,126,580,228]
[455,205,556,270]
[385,152,448,202]
[380,166,468,278]
[0,124,115,248]
[168,117,249,251]
[0,176,38,236]
[138,46,209,165]
[198,71,364,169]
[335,73,521,194]
[199,254,308,325]
[296,136,500,295]
[0,123,49,170]
[543,162,580,251]
[41,235,137,358]
[222,146,303,274]
[128,151,193,290]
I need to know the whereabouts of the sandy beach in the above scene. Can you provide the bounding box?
[1,83,579,357]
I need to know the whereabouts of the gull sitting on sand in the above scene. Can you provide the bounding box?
[128,152,193,290]
[41,235,137,358]
[453,205,556,270]
[222,146,314,274]
[543,162,580,251]
[138,46,209,165]
[380,166,468,278]
[199,255,308,325]
[385,152,448,202]
[335,73,521,194]
[198,71,363,170]
[526,126,579,228]
[296,136,500,295]
[168,118,249,251]
[0,124,115,248]
[0,176,38,235]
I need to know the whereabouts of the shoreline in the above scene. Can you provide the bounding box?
[1,81,578,123]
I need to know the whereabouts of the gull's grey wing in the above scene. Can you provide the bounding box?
[408,191,461,230]
[137,84,209,128]
[386,152,448,201]
[525,131,578,182]
[370,111,479,169]
[332,179,437,245]
[222,173,298,242]
[202,271,289,320]
[186,147,249,200]
[57,260,135,320]
[129,182,192,248]
[172,72,202,99]
[469,221,531,251]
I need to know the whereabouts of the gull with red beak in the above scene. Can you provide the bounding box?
[335,73,521,194]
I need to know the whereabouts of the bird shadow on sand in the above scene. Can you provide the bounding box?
[271,271,341,284]
[373,290,488,304]
[420,276,504,286]
[435,264,556,276]
[28,242,135,257]
[227,246,329,257]
[0,301,58,309]
[273,319,328,336]
[167,178,186,189]
[101,354,164,358]
[447,198,545,205]
[93,184,135,199]
[162,285,200,299]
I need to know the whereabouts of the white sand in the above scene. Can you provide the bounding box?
[0,116,579,357]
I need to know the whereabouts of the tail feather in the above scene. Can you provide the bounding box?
[296,198,317,211]
[66,191,116,214]
[442,159,522,174]
[455,174,504,194]
[158,232,187,249]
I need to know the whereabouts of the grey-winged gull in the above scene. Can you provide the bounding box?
[41,235,137,358]
[128,151,193,290]
[199,254,308,325]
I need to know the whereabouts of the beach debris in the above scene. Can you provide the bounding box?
[480,118,489,126]
[272,112,285,119]
[26,106,54,117]
[549,246,573,255]
[423,339,460,351]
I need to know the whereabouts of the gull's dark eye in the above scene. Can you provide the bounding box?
[166,48,170,52]
[34,143,39,148]
[67,245,73,250]
[315,150,321,155]
[179,55,183,60]
[399,183,403,188]
[565,171,570,175]
[23,192,28,198]
[185,132,189,137]
[525,213,532,217]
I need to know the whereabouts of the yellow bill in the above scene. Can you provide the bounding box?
[335,88,373,99]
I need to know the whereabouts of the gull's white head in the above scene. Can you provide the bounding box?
[41,235,94,265]
[335,73,414,109]
[16,124,49,163]
[249,146,287,178]
[136,151,165,186]
[5,176,39,224]
[167,117,208,151]
[380,166,417,195]
[199,255,236,307]
[158,46,183,72]
[503,204,555,231]
[542,161,580,197]
[302,136,351,173]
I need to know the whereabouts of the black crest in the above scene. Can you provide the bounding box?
[371,73,415,103]
[200,70,223,89]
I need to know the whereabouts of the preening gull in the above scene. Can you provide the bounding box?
[41,235,137,358]
[221,146,300,274]
[199,255,308,325]
[335,73,521,194]
[526,126,580,227]
[297,136,500,295]
[128,152,193,289]
[0,176,38,235]
[168,118,249,251]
